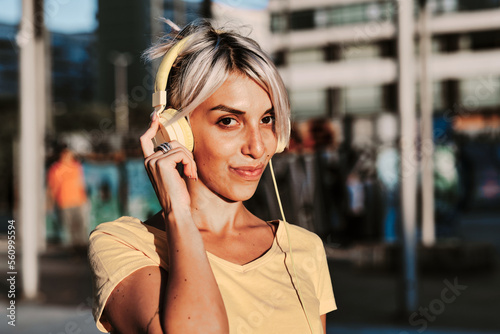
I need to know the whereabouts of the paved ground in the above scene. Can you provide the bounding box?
[1,303,498,334]
[326,260,500,333]
[1,243,499,334]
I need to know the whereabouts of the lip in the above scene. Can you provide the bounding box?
[230,164,265,181]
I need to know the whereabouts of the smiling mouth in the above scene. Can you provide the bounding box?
[230,165,265,180]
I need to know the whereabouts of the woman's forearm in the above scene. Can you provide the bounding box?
[162,208,229,334]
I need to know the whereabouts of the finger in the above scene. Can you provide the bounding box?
[165,148,197,179]
[158,141,197,179]
[140,113,160,158]
[167,141,194,159]
[152,148,198,179]
[152,148,197,180]
[145,140,198,179]
[168,141,197,179]
[144,141,188,168]
[170,143,197,180]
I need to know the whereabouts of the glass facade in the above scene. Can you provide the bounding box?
[342,85,383,115]
[459,76,500,109]
[340,43,379,61]
[51,32,96,103]
[288,48,324,64]
[163,0,205,25]
[271,1,396,33]
[272,0,500,120]
[0,23,19,98]
[271,0,500,33]
[290,89,327,119]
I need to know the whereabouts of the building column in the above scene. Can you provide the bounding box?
[19,0,47,299]
[419,0,436,246]
[397,0,418,315]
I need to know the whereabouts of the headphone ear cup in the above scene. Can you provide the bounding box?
[153,108,194,152]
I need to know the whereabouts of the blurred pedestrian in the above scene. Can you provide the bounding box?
[47,144,88,250]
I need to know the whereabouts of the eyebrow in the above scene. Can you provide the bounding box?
[209,104,274,116]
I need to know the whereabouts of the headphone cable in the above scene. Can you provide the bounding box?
[269,159,315,334]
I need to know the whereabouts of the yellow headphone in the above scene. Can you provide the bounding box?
[152,36,195,151]
[151,34,287,154]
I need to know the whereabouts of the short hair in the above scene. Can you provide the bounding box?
[144,20,290,151]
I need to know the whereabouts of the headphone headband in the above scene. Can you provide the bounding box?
[151,31,287,153]
[152,35,193,113]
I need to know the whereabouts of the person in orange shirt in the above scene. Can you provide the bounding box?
[47,144,88,248]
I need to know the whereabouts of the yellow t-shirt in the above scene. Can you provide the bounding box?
[88,216,337,333]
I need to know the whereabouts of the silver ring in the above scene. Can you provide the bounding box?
[154,142,172,154]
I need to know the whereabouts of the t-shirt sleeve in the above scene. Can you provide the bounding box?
[315,238,337,315]
[88,223,159,333]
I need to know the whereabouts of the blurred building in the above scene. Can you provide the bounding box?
[51,31,96,104]
[96,0,209,132]
[0,25,18,229]
[162,0,208,25]
[0,23,96,105]
[267,0,500,224]
[96,0,151,109]
[0,21,97,228]
[269,0,500,118]
[0,23,19,99]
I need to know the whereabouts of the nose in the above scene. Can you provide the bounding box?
[242,125,265,159]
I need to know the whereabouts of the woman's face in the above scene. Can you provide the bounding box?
[189,72,277,202]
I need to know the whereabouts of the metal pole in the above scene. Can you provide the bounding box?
[111,53,132,135]
[397,0,418,314]
[419,0,436,246]
[36,16,50,254]
[19,0,46,299]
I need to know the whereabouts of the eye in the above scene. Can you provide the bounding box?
[261,115,275,125]
[218,117,237,127]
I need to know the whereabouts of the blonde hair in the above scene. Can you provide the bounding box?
[144,20,291,151]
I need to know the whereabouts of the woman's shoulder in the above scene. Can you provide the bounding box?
[275,220,324,250]
[280,220,322,240]
[91,216,146,237]
[88,215,167,270]
[89,216,164,252]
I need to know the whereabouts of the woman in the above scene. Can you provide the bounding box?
[88,21,336,334]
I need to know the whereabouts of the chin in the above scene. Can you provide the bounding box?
[215,182,260,203]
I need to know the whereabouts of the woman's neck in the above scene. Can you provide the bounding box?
[186,178,252,235]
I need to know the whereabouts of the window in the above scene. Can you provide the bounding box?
[290,10,315,31]
[288,48,324,64]
[290,89,327,119]
[271,13,287,33]
[342,86,383,114]
[341,43,380,61]
[460,77,500,109]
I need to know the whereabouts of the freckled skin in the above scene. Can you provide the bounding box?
[188,73,277,203]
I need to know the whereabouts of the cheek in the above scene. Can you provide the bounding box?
[194,144,226,179]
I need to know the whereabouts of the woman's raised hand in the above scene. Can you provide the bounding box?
[140,113,198,214]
